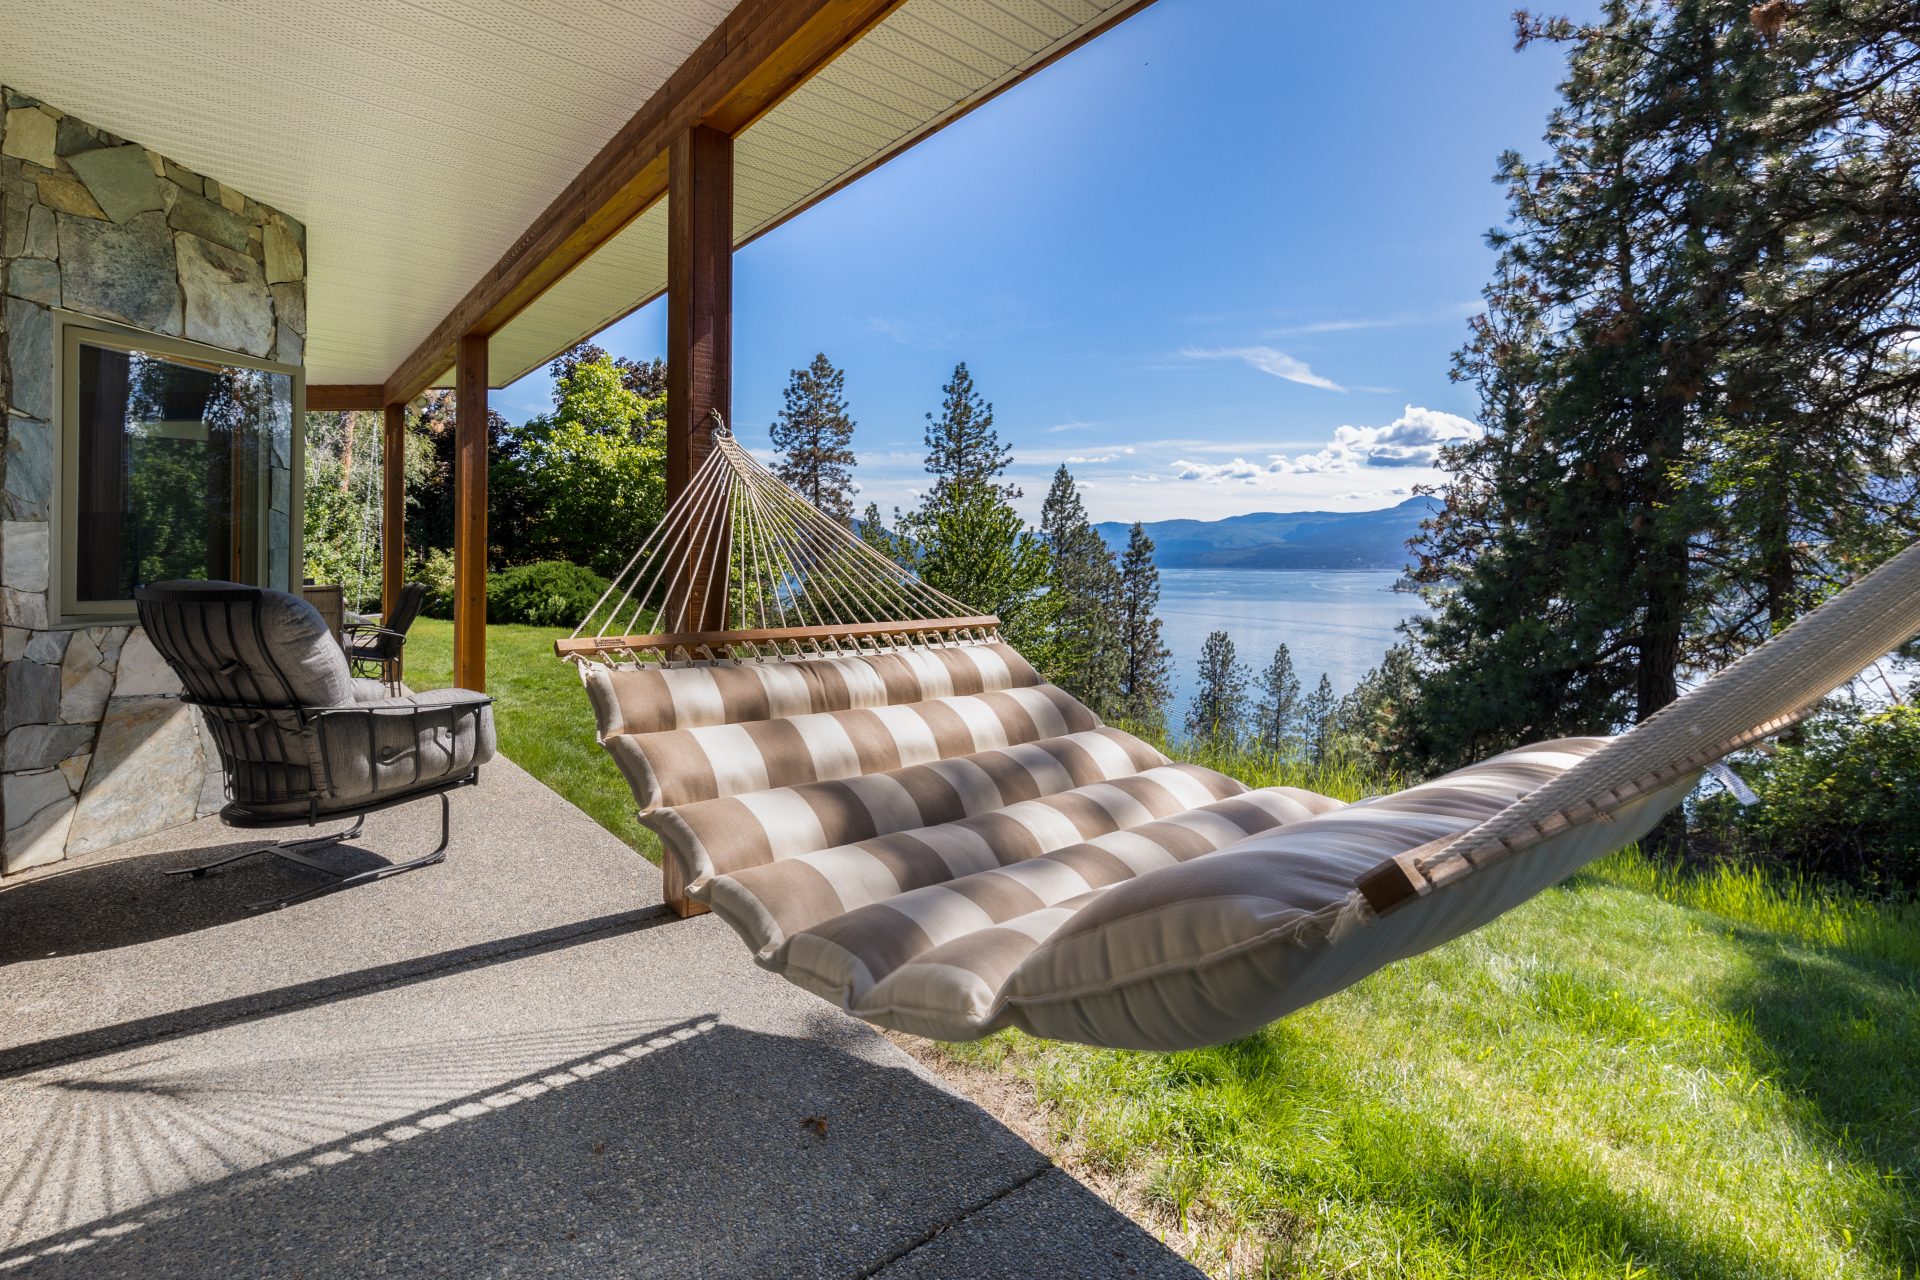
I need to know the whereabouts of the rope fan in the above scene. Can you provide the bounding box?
[557,422,999,667]
[557,422,1920,1052]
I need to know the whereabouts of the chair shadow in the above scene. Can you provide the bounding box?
[0,832,398,964]
[0,1018,1190,1280]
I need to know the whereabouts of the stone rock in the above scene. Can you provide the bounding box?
[5,296,52,419]
[6,256,59,305]
[112,628,183,696]
[67,696,206,855]
[178,233,273,357]
[34,169,107,220]
[5,655,60,727]
[23,204,56,258]
[3,626,26,661]
[211,180,245,215]
[67,145,164,224]
[4,418,52,520]
[59,629,114,724]
[1,201,24,257]
[54,115,99,158]
[2,108,57,168]
[0,586,48,630]
[271,282,306,336]
[3,770,75,873]
[3,519,48,591]
[4,722,94,771]
[90,626,130,670]
[59,753,91,792]
[264,218,304,284]
[273,318,304,366]
[60,210,181,334]
[23,627,67,664]
[162,157,198,189]
[166,186,250,252]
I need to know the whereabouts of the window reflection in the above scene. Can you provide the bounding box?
[71,340,293,606]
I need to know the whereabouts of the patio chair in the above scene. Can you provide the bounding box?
[344,581,427,693]
[135,581,496,910]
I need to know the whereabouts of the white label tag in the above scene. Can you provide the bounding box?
[1706,762,1761,807]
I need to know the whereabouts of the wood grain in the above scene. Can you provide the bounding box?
[453,335,488,692]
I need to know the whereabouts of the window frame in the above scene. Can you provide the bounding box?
[53,312,306,625]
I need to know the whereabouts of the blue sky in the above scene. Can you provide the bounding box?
[493,0,1588,524]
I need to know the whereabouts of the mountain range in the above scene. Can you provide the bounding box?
[1094,496,1437,571]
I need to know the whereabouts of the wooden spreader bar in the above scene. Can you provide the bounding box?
[554,615,1002,658]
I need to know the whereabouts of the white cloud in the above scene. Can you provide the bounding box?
[1172,406,1480,485]
[1180,346,1345,392]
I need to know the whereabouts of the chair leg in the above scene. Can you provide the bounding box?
[248,794,452,912]
[164,815,368,879]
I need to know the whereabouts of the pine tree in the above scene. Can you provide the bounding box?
[1186,631,1249,747]
[1253,643,1302,755]
[921,362,1016,505]
[1039,466,1124,713]
[1302,673,1338,765]
[912,481,1056,659]
[769,353,858,522]
[1114,522,1172,730]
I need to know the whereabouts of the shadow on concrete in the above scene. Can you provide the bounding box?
[0,907,670,1079]
[0,1018,1195,1280]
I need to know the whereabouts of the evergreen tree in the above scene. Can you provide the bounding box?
[856,500,907,566]
[1185,630,1249,747]
[1252,642,1303,755]
[1406,1,1920,853]
[769,353,858,522]
[912,481,1056,659]
[1302,673,1338,765]
[921,362,1016,505]
[1039,466,1124,712]
[1114,522,1172,730]
[1335,644,1424,774]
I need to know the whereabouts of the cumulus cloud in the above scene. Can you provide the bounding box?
[1181,346,1345,392]
[1171,405,1480,485]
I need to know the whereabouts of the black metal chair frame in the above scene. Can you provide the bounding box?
[137,583,491,912]
[344,582,426,694]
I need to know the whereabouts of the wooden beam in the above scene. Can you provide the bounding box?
[381,0,905,405]
[381,402,406,625]
[307,384,385,412]
[452,336,488,693]
[668,124,734,638]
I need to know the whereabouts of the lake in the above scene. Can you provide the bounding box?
[1157,569,1427,724]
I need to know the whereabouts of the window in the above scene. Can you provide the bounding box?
[58,321,302,619]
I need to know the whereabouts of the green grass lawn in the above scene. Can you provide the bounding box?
[404,618,661,862]
[407,619,1920,1277]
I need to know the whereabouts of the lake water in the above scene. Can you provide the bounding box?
[1157,569,1428,724]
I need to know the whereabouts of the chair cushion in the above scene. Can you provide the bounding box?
[605,684,1100,809]
[725,738,1661,1048]
[146,580,355,709]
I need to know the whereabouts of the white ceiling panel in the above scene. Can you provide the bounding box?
[4,0,1147,392]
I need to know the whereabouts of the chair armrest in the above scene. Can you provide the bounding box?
[343,623,408,646]
[308,692,496,801]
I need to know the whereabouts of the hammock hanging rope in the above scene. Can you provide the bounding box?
[557,422,999,667]
[557,424,1920,1052]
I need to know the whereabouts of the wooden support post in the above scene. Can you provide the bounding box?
[381,402,406,623]
[668,124,733,632]
[453,335,488,693]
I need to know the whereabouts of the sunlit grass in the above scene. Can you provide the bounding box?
[401,630,1920,1276]
[405,618,660,862]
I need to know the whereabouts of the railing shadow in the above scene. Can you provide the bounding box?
[0,1017,1151,1280]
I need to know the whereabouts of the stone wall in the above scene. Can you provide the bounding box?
[1,87,307,874]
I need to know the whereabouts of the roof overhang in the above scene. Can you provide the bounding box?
[1,0,1156,401]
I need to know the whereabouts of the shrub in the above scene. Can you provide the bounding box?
[409,547,457,619]
[1694,705,1920,895]
[486,560,611,627]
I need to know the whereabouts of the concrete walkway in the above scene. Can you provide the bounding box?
[0,757,1198,1279]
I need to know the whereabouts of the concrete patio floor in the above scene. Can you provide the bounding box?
[0,756,1199,1279]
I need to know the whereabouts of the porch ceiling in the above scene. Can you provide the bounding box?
[1,0,1149,394]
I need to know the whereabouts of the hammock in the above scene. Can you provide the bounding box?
[558,430,1920,1051]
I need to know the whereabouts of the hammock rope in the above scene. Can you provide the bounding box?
[557,420,997,667]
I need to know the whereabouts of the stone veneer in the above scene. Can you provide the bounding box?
[1,86,307,874]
